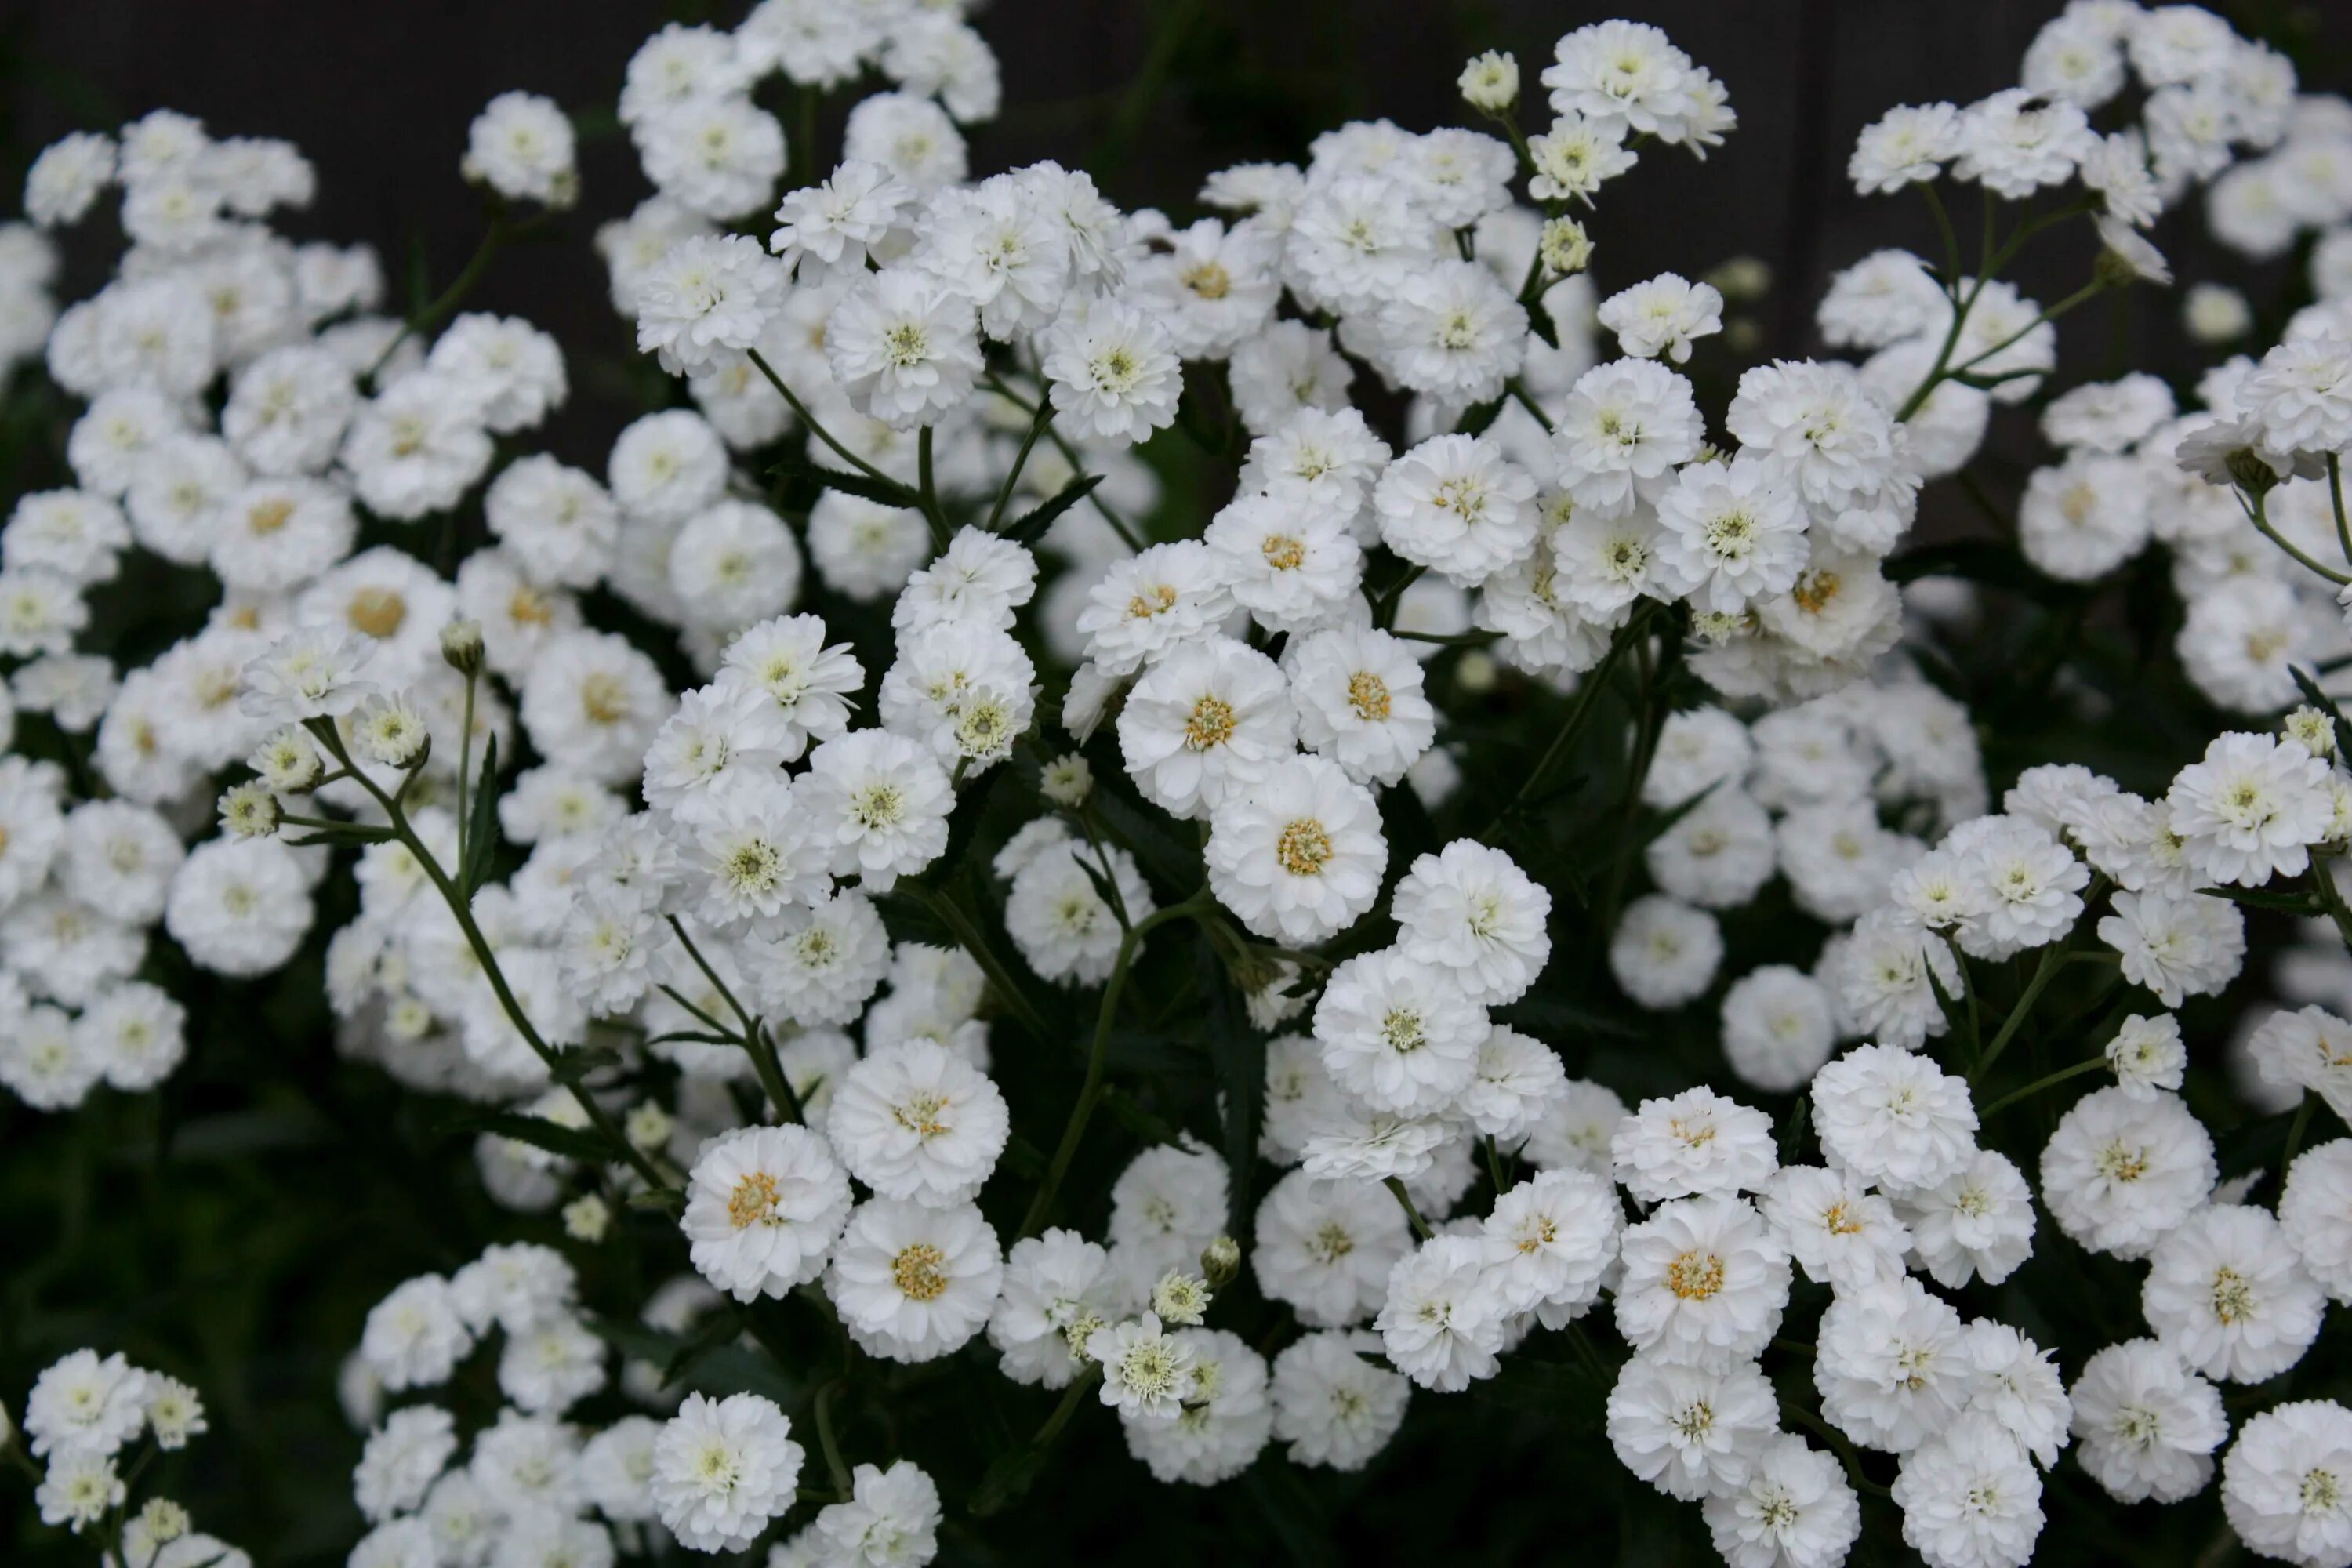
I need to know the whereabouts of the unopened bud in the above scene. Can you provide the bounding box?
[136,1498,191,1544]
[2226,445,2284,498]
[1538,216,1592,278]
[1040,751,1094,808]
[1200,1236,1241,1290]
[1707,256,1773,303]
[625,1101,673,1152]
[1458,50,1519,115]
[563,1194,612,1243]
[441,618,487,676]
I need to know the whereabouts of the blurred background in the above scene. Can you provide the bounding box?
[3,2,2350,1563]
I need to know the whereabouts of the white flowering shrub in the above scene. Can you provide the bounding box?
[6,3,2352,1566]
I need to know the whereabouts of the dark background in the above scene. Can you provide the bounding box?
[4,3,2351,1565]
[8,0,2347,472]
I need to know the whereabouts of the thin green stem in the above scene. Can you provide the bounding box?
[1481,603,1654,838]
[916,424,948,550]
[987,396,1056,532]
[745,347,912,497]
[2247,490,2352,586]
[2331,455,2352,570]
[1504,378,1554,433]
[813,1380,854,1496]
[1974,937,2074,1082]
[1369,562,1428,628]
[455,667,479,868]
[1920,183,1962,294]
[1383,1176,1434,1241]
[2281,1096,2315,1176]
[664,914,801,1124]
[1018,894,1211,1238]
[307,720,673,1193]
[913,885,1052,1040]
[1979,1055,2110,1118]
[1946,278,2107,378]
[984,372,1146,552]
[369,212,535,383]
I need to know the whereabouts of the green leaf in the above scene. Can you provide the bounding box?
[283,822,398,849]
[441,1109,609,1164]
[2197,884,2321,914]
[1003,472,1105,546]
[770,454,920,510]
[1454,394,1504,437]
[1200,931,1262,1236]
[462,733,500,897]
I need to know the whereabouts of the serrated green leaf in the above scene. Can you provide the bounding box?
[2197,883,2321,913]
[1003,472,1104,546]
[284,822,398,849]
[771,454,920,510]
[441,1109,608,1163]
[462,732,501,897]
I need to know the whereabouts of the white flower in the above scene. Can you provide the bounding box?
[1312,948,1489,1118]
[1816,1276,1974,1454]
[1614,1195,1790,1369]
[651,1392,802,1554]
[238,626,374,724]
[34,1448,122,1534]
[1375,1234,1505,1392]
[2106,1013,2187,1098]
[1480,1165,1620,1321]
[1371,259,1527,406]
[2068,1338,2228,1504]
[989,1228,1117,1389]
[1599,272,1725,364]
[825,1038,1008,1207]
[825,269,983,430]
[814,1459,942,1567]
[1372,433,1541,587]
[1811,1044,1977,1195]
[1613,1086,1778,1204]
[1610,894,1724,1011]
[771,160,915,284]
[825,1198,1003,1363]
[1553,359,1703,521]
[1896,1149,2037,1290]
[1203,484,1363,635]
[2040,1087,2214,1260]
[1962,1319,2070,1471]
[1088,1312,1198,1420]
[1074,540,1234,677]
[24,1348,148,1458]
[2166,731,2334,887]
[2223,1399,2352,1568]
[2142,1203,2325,1385]
[1252,1168,1412,1330]
[635,234,787,378]
[1271,1329,1410,1472]
[1391,840,1550,1007]
[360,1276,474,1392]
[1890,1410,2044,1568]
[1205,753,1386,945]
[1286,626,1433,787]
[1607,1354,1780,1501]
[1121,1327,1272,1486]
[681,1124,853,1303]
[354,1406,458,1523]
[463,90,577,206]
[1116,635,1297,821]
[1703,1433,1862,1568]
[1719,964,1837,1093]
[1043,299,1182,446]
[1760,1164,1909,1292]
[2281,1140,2352,1303]
[800,730,952,893]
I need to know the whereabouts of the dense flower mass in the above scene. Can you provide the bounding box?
[7,3,2352,1566]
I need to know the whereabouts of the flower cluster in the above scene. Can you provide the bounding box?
[8,2,2352,1566]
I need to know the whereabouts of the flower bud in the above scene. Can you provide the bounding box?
[1539,217,1593,280]
[1200,1235,1241,1290]
[626,1101,674,1151]
[219,781,282,840]
[1458,50,1519,114]
[563,1194,612,1243]
[1041,751,1094,808]
[441,617,487,676]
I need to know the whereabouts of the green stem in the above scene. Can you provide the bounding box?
[307,720,673,1194]
[913,884,1053,1040]
[664,914,801,1125]
[1368,562,1428,628]
[916,423,949,550]
[1973,939,2071,1082]
[1978,1054,2110,1118]
[984,373,1146,552]
[1945,278,2107,378]
[745,347,914,499]
[2247,489,2352,586]
[2331,455,2352,571]
[987,396,1056,532]
[1018,894,1210,1238]
[2281,1096,2315,1175]
[1383,1176,1434,1241]
[1481,603,1655,837]
[1504,378,1554,432]
[813,1380,854,1496]
[369,212,532,383]
[455,666,478,868]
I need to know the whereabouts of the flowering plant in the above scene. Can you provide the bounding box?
[5,3,2352,1566]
